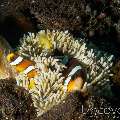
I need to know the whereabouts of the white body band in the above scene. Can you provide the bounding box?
[10,56,23,65]
[24,66,35,74]
[64,65,82,86]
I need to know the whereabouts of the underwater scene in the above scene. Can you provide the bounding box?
[0,0,120,120]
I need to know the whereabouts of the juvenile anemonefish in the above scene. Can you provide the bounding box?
[63,58,88,94]
[6,53,38,89]
[38,32,53,50]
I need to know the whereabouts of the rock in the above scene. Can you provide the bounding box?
[0,78,37,120]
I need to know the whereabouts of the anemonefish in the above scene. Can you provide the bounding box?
[63,58,88,94]
[64,65,87,92]
[38,32,53,50]
[6,53,38,89]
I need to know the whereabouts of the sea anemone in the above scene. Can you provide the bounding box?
[16,29,114,116]
[15,69,66,116]
[15,56,66,116]
[19,30,113,85]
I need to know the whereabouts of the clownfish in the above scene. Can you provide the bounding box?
[64,65,88,93]
[38,32,53,50]
[6,53,38,89]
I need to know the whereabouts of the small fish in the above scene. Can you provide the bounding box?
[39,32,53,50]
[64,65,88,93]
[6,52,38,89]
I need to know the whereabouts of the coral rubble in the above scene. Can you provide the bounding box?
[37,92,119,120]
[0,78,36,120]
[113,60,120,86]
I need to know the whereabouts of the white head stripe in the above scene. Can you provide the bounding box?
[64,76,71,86]
[10,56,23,65]
[24,66,35,74]
[68,66,82,77]
[64,65,82,86]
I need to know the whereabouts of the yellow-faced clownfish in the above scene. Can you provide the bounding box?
[6,53,38,89]
[39,32,53,50]
[64,65,88,93]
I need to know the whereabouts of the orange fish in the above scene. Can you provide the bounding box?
[6,53,38,89]
[64,65,88,93]
[6,53,38,78]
